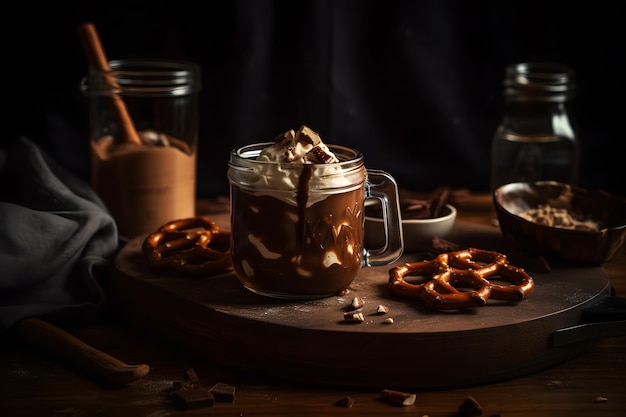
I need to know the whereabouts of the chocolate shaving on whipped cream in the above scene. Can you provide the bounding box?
[257,125,339,164]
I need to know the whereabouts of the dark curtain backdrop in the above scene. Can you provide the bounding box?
[4,0,624,197]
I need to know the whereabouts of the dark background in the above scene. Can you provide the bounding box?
[4,0,624,197]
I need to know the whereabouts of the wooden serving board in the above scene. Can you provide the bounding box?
[111,214,612,389]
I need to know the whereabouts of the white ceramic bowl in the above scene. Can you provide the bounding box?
[365,204,457,253]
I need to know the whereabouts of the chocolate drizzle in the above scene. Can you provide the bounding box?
[296,164,313,243]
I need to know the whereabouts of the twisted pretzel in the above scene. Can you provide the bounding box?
[388,248,534,310]
[142,217,233,277]
[443,248,534,301]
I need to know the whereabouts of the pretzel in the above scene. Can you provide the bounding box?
[444,248,535,301]
[142,217,233,276]
[388,248,534,310]
[420,268,492,309]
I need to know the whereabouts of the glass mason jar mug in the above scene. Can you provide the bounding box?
[82,59,202,238]
[228,143,404,299]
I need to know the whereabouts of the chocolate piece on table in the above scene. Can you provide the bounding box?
[183,368,200,387]
[332,396,355,408]
[209,382,236,403]
[379,388,416,406]
[170,388,214,409]
[458,395,483,416]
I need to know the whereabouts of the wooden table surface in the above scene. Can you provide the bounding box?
[2,193,625,417]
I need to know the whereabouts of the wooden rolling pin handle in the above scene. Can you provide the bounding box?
[78,22,143,147]
[16,318,150,386]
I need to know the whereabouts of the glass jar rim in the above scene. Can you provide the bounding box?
[228,142,366,195]
[230,142,364,166]
[84,58,202,96]
[503,62,575,102]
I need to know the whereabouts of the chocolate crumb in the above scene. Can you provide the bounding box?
[538,256,551,272]
[333,396,355,408]
[431,236,460,253]
[458,395,483,416]
[351,296,365,309]
[376,304,389,314]
[343,311,365,322]
[380,389,416,406]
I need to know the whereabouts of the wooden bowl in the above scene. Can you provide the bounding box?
[493,181,626,264]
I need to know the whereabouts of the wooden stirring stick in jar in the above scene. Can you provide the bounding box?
[78,22,143,146]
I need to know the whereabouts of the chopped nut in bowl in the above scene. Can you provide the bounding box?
[493,181,626,264]
[365,188,457,252]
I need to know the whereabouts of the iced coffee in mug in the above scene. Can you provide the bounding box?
[228,125,404,299]
[84,59,201,238]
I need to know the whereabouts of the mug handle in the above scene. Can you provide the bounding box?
[363,169,404,266]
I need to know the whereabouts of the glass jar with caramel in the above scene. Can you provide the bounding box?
[83,59,202,238]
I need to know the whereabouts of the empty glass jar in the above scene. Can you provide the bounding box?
[490,62,580,191]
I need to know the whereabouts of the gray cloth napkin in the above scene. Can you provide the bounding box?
[0,137,118,332]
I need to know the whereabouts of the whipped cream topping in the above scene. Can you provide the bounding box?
[257,125,339,164]
[237,125,361,206]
